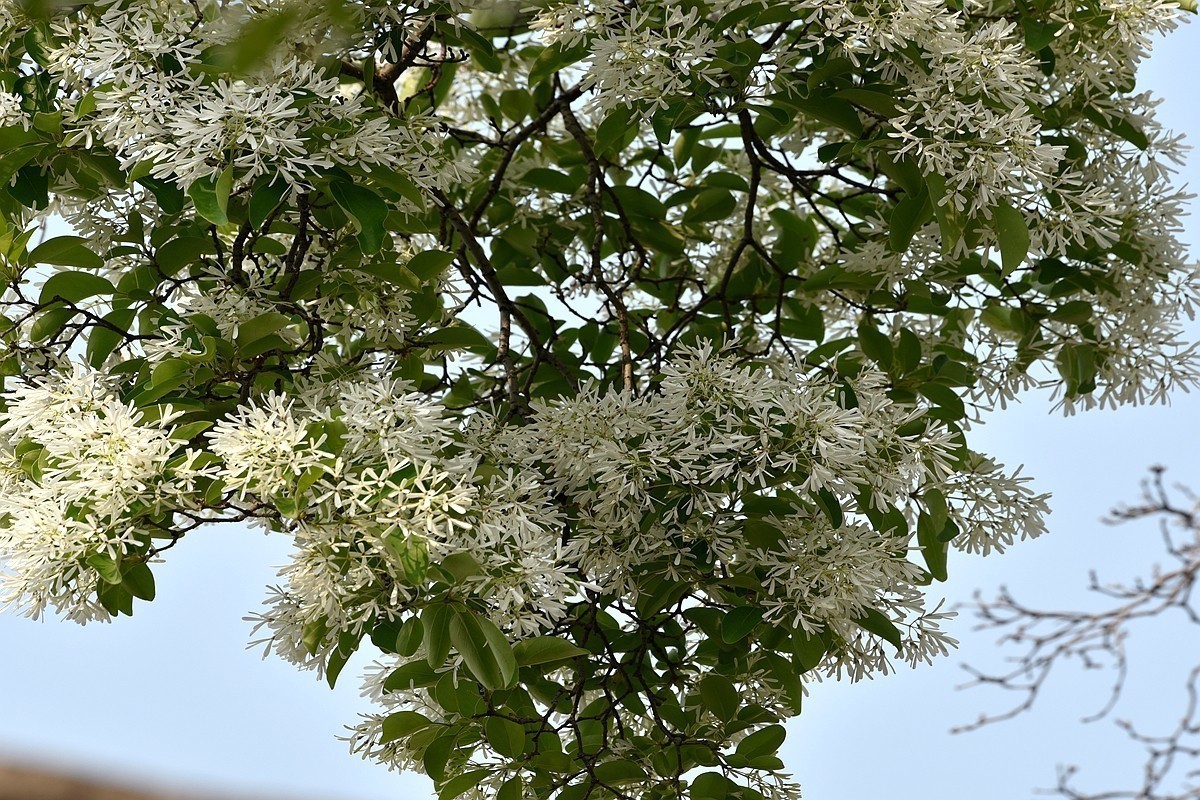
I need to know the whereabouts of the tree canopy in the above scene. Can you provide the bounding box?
[0,1,1195,798]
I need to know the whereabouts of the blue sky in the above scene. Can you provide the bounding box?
[1,18,1199,800]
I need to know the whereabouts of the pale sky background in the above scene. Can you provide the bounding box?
[1,19,1199,800]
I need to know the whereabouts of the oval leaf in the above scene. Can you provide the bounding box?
[513,636,589,667]
[484,716,526,758]
[330,180,389,254]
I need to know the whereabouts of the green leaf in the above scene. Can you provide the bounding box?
[857,319,892,369]
[86,553,123,585]
[528,42,589,88]
[1083,105,1149,150]
[155,237,210,277]
[595,105,638,156]
[609,185,667,219]
[248,175,289,229]
[380,710,433,744]
[188,168,231,226]
[484,717,526,758]
[397,616,424,657]
[86,308,135,368]
[438,769,492,800]
[29,237,104,269]
[211,7,302,73]
[147,358,192,400]
[780,299,824,342]
[521,168,582,195]
[476,614,518,689]
[32,112,61,136]
[235,311,291,348]
[764,651,804,715]
[1021,18,1061,51]
[592,759,648,785]
[29,304,75,343]
[923,487,949,535]
[924,172,964,254]
[785,93,863,135]
[1051,300,1093,325]
[815,488,843,528]
[833,87,900,117]
[328,637,362,688]
[97,582,134,616]
[407,249,456,282]
[497,777,522,800]
[917,511,950,582]
[791,628,827,671]
[1055,342,1098,397]
[450,610,506,691]
[39,271,113,305]
[889,189,932,253]
[895,328,922,373]
[385,532,430,585]
[137,176,185,214]
[917,383,965,421]
[735,724,786,759]
[423,729,459,782]
[992,201,1030,275]
[698,674,740,723]
[384,659,441,691]
[513,636,589,667]
[684,188,736,224]
[170,422,213,444]
[690,772,733,800]
[721,607,764,644]
[422,325,494,353]
[301,617,329,656]
[370,616,404,654]
[438,552,482,584]
[330,180,389,254]
[854,607,903,651]
[423,604,454,668]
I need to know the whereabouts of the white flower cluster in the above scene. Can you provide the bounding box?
[0,339,1049,789]
[0,366,213,621]
[0,344,1043,647]
[0,0,1187,790]
[229,376,577,670]
[891,20,1065,218]
[0,90,30,130]
[464,345,1037,675]
[49,0,462,192]
[1047,0,1182,96]
[795,0,958,59]
[531,0,724,113]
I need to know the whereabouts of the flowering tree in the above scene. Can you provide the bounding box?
[0,0,1195,798]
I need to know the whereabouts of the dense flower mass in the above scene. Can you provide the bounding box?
[0,0,1193,798]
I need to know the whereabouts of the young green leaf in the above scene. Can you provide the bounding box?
[450,610,505,691]
[423,604,454,668]
[330,181,389,254]
[380,710,433,744]
[735,724,787,759]
[721,606,764,644]
[992,201,1030,275]
[29,237,105,269]
[513,636,589,667]
[484,717,526,758]
[698,674,740,723]
[854,607,903,651]
[188,168,231,226]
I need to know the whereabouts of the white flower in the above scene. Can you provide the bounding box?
[0,91,29,130]
[209,392,334,501]
[0,364,211,621]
